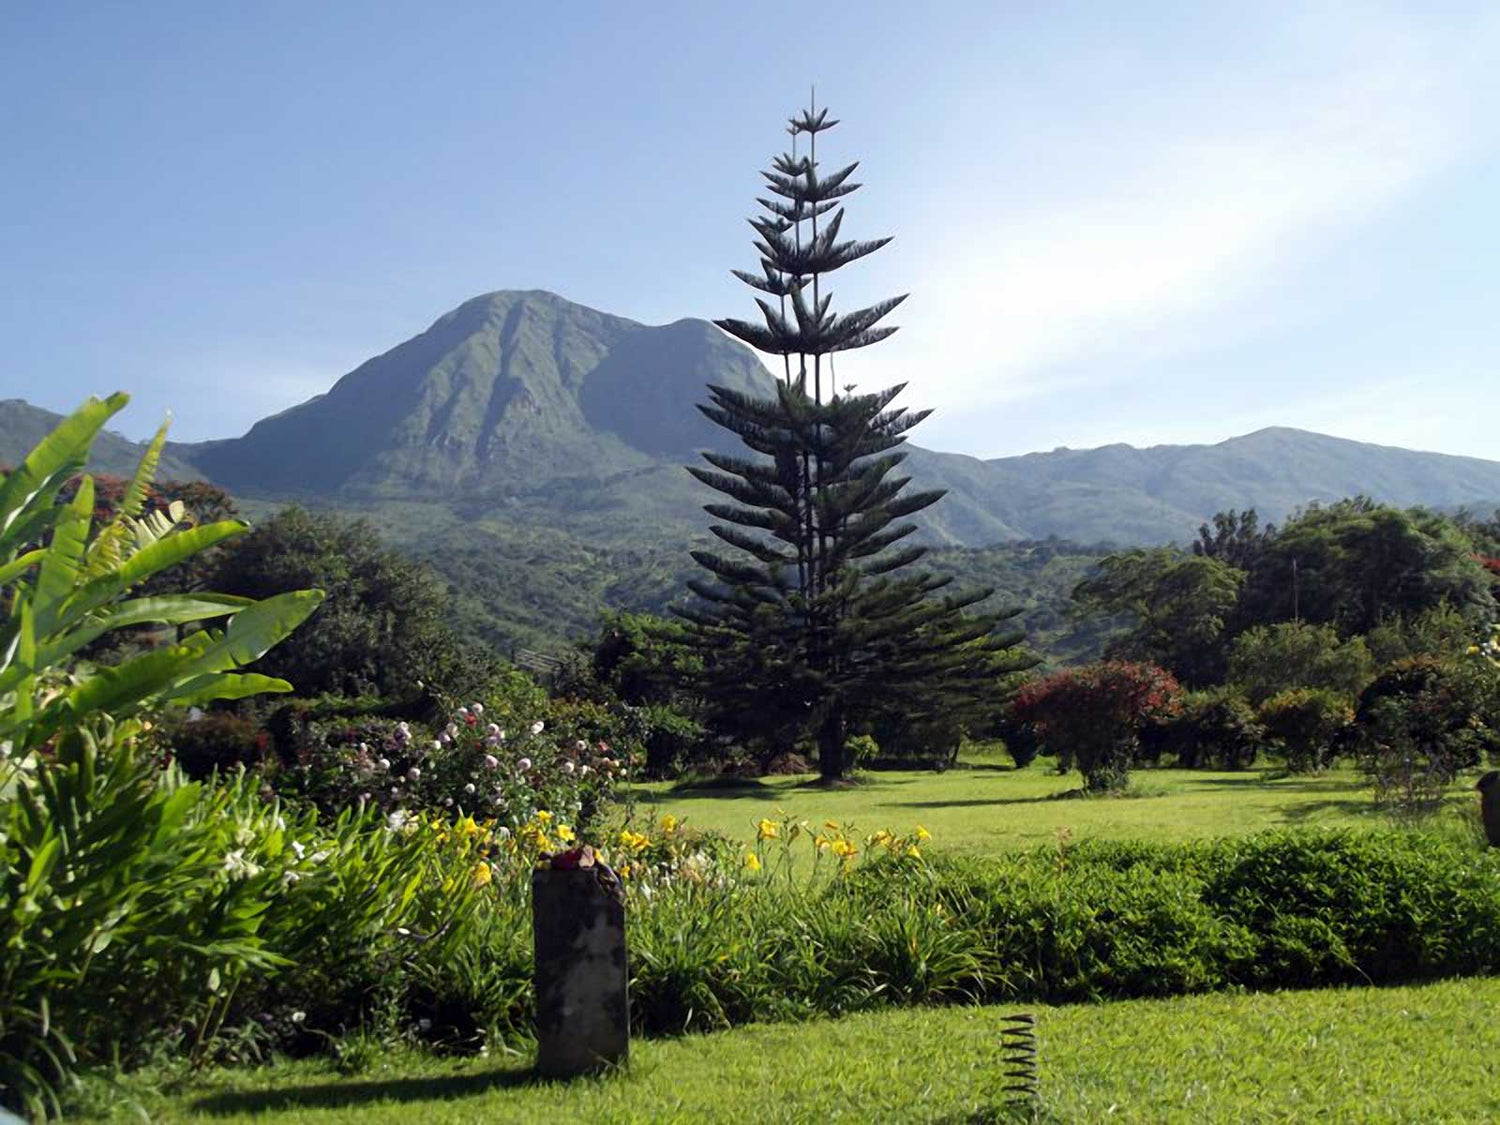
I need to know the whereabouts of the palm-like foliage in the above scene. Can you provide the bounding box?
[684,100,1032,777]
[0,393,323,760]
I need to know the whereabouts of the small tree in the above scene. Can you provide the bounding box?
[1259,688,1353,773]
[1355,656,1500,813]
[682,98,1032,779]
[1227,621,1374,707]
[1009,661,1183,791]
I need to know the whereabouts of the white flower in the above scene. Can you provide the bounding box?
[579,765,591,777]
[358,742,369,754]
[291,1010,306,1024]
[291,840,307,860]
[222,849,262,881]
[491,794,504,806]
[471,702,485,715]
[464,783,476,794]
[529,720,545,736]
[486,722,501,736]
[396,722,411,739]
[443,797,453,807]
[407,766,422,781]
[445,723,459,739]
[562,761,575,774]
[483,754,500,770]
[377,757,391,772]
[575,740,587,752]
[570,800,582,812]
[456,706,469,718]
[387,810,408,831]
[517,757,533,772]
[438,732,451,746]
[282,870,302,887]
[274,815,287,831]
[234,825,255,847]
[495,826,511,840]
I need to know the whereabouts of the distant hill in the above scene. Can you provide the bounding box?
[0,398,200,480]
[150,289,1500,546]
[11,288,1500,552]
[9,288,1500,660]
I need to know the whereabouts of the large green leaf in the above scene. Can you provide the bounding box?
[0,393,126,552]
[118,419,169,522]
[33,593,253,669]
[59,519,250,627]
[33,475,95,635]
[161,671,295,705]
[171,589,325,680]
[0,548,45,587]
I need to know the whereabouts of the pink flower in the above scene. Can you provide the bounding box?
[484,754,500,770]
[517,757,533,772]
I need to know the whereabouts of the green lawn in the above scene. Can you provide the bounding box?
[79,976,1500,1123]
[632,761,1423,855]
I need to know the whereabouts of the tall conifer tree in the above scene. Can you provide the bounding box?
[681,97,1031,779]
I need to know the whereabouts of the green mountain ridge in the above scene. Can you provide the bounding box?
[10,289,1500,550]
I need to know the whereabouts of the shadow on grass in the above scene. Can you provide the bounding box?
[883,794,1065,810]
[190,1066,538,1116]
[1277,797,1373,822]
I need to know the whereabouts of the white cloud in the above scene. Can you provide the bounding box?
[849,6,1496,415]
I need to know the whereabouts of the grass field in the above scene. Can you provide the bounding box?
[78,976,1500,1123]
[631,759,1437,855]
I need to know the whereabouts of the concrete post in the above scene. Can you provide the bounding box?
[532,864,629,1077]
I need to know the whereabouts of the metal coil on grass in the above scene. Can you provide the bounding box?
[999,1012,1039,1111]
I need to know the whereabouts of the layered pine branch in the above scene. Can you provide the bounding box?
[681,98,1033,778]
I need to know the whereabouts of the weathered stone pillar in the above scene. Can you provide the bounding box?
[1478,771,1500,847]
[532,860,629,1077]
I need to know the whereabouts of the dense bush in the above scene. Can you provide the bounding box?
[1227,621,1374,706]
[1144,688,1266,770]
[202,506,505,702]
[1009,662,1183,790]
[160,711,272,779]
[1355,657,1500,813]
[995,714,1043,769]
[1259,688,1354,772]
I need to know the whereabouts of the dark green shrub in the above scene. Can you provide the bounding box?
[161,712,272,779]
[1260,688,1353,772]
[995,715,1043,769]
[1355,656,1500,813]
[1227,621,1374,706]
[1145,688,1266,769]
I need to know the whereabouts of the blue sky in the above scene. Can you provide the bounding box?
[3,2,1498,459]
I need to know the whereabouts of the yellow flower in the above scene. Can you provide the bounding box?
[660,813,678,835]
[471,862,493,888]
[832,839,858,860]
[906,844,922,859]
[813,834,831,851]
[743,852,762,872]
[556,824,576,844]
[756,818,779,841]
[915,825,932,842]
[535,810,553,824]
[869,829,893,848]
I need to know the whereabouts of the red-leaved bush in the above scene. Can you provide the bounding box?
[1010,661,1183,790]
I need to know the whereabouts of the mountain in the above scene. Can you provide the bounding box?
[0,398,200,480]
[12,290,1500,547]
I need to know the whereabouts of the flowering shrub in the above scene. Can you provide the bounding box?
[1010,662,1183,790]
[266,698,636,833]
